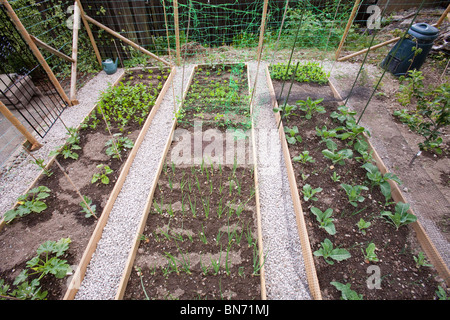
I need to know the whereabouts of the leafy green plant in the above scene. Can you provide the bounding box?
[302,184,322,202]
[297,97,325,120]
[270,61,330,84]
[79,195,97,218]
[362,162,402,204]
[4,186,51,223]
[340,183,368,207]
[313,238,351,265]
[292,151,315,164]
[381,202,417,230]
[322,148,353,165]
[91,164,114,185]
[362,242,378,263]
[13,238,71,297]
[274,104,298,123]
[413,251,432,268]
[30,158,53,177]
[337,121,370,146]
[330,281,363,300]
[284,126,302,145]
[0,278,47,300]
[310,207,336,235]
[356,218,371,235]
[330,105,357,123]
[330,171,341,182]
[105,133,134,159]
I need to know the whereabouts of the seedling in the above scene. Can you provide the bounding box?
[4,186,51,223]
[284,126,302,145]
[292,151,315,164]
[91,164,114,185]
[322,148,353,165]
[356,218,371,235]
[362,242,378,263]
[105,133,134,159]
[330,171,341,182]
[340,183,368,207]
[362,162,401,204]
[330,281,363,300]
[310,207,336,235]
[79,195,97,218]
[297,97,325,120]
[413,252,432,268]
[313,238,351,265]
[302,184,322,202]
[330,105,357,123]
[381,202,417,230]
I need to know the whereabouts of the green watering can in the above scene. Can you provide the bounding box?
[102,58,118,75]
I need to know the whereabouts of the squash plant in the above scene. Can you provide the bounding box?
[4,186,51,223]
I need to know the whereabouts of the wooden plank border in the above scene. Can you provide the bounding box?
[265,65,322,300]
[115,62,267,300]
[64,66,176,299]
[328,79,450,287]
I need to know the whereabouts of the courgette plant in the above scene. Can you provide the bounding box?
[4,186,51,223]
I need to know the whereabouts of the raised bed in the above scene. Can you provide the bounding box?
[267,63,450,300]
[0,66,175,300]
[118,63,266,300]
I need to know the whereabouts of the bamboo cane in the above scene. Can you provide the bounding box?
[70,1,80,105]
[75,0,102,67]
[0,101,42,150]
[335,0,361,60]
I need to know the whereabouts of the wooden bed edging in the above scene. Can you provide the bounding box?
[115,62,267,300]
[264,65,323,300]
[63,66,177,300]
[327,79,450,287]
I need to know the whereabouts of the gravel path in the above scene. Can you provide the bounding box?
[0,70,124,218]
[74,65,194,300]
[247,61,311,300]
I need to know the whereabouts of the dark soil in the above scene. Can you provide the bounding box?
[272,78,443,300]
[123,64,262,300]
[0,67,170,300]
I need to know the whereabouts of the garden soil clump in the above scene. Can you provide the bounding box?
[0,67,170,300]
[272,78,444,300]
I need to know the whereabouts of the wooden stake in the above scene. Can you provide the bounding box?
[435,4,450,28]
[173,0,181,66]
[1,0,72,106]
[70,1,81,105]
[256,0,269,62]
[30,35,75,63]
[54,158,98,219]
[335,0,361,60]
[75,0,102,67]
[337,37,399,62]
[0,100,42,150]
[83,14,172,67]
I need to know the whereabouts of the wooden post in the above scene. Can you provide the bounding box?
[1,0,72,106]
[83,15,172,67]
[0,101,42,150]
[173,0,181,66]
[75,0,102,68]
[335,0,361,60]
[435,4,450,28]
[256,0,269,62]
[70,1,80,105]
[30,36,75,63]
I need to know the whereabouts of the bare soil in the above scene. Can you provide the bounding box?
[0,67,170,300]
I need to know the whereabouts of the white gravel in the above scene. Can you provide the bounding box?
[248,61,311,300]
[74,65,194,300]
[0,70,124,218]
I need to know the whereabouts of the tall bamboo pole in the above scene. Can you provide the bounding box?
[70,1,80,105]
[0,101,42,150]
[335,0,361,60]
[1,0,72,106]
[173,0,181,66]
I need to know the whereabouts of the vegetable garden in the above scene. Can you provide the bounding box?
[0,0,449,302]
